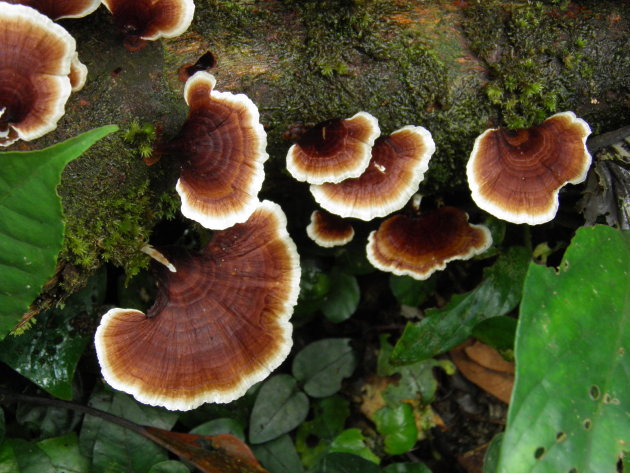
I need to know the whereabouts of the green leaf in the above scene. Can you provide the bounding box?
[0,439,55,473]
[252,434,304,473]
[329,429,379,464]
[15,402,82,439]
[389,274,436,307]
[483,433,503,473]
[321,269,360,323]
[313,452,380,473]
[472,316,517,351]
[294,259,332,316]
[189,418,245,441]
[292,338,358,398]
[248,375,309,444]
[391,246,530,364]
[373,404,418,455]
[0,269,106,399]
[497,226,630,473]
[382,463,433,473]
[147,461,191,473]
[79,387,179,473]
[0,125,118,340]
[37,433,89,473]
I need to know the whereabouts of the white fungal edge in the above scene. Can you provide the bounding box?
[365,220,493,281]
[305,210,355,248]
[142,0,196,40]
[286,111,381,185]
[70,53,88,92]
[55,0,101,19]
[310,125,436,221]
[466,111,592,225]
[0,3,74,142]
[94,201,300,411]
[178,72,268,230]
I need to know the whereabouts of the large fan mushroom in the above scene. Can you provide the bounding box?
[310,125,435,220]
[2,0,100,20]
[467,111,592,225]
[166,71,268,230]
[0,3,81,146]
[95,201,301,411]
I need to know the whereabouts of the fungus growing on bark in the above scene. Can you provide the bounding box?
[310,125,435,220]
[101,0,195,51]
[178,51,217,82]
[467,111,592,225]
[3,0,100,20]
[167,71,268,230]
[95,200,301,411]
[366,206,492,280]
[306,209,355,248]
[0,3,78,146]
[286,112,380,184]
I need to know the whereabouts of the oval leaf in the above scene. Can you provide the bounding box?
[373,404,418,455]
[321,269,360,323]
[252,434,304,473]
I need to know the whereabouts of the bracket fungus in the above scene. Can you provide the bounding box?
[286,112,380,184]
[0,3,79,146]
[467,111,592,225]
[306,209,355,248]
[310,125,435,220]
[102,0,195,50]
[3,0,100,20]
[366,206,492,280]
[167,71,268,230]
[95,201,301,411]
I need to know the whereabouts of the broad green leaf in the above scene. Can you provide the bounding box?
[189,418,245,441]
[472,316,517,351]
[292,338,358,398]
[147,461,191,473]
[383,463,433,473]
[249,375,309,444]
[0,440,19,473]
[329,429,379,464]
[389,274,436,307]
[483,433,503,473]
[252,434,304,473]
[373,404,418,455]
[392,246,530,364]
[37,433,89,473]
[497,226,630,473]
[0,439,55,473]
[79,387,179,473]
[0,125,118,340]
[0,269,106,399]
[313,452,380,473]
[321,269,360,323]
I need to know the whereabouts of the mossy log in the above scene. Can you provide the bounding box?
[9,0,629,305]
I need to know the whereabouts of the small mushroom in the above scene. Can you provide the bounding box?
[310,125,435,220]
[467,111,592,225]
[167,71,268,230]
[0,3,79,146]
[286,112,380,184]
[94,200,301,411]
[3,0,101,20]
[306,209,355,248]
[102,0,195,51]
[366,206,492,280]
[69,53,88,92]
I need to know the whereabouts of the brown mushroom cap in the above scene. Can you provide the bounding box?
[171,71,268,230]
[94,200,301,411]
[310,125,436,220]
[366,206,492,280]
[286,112,380,184]
[3,0,100,19]
[467,111,592,225]
[69,52,87,92]
[0,3,76,146]
[102,0,195,42]
[306,210,355,248]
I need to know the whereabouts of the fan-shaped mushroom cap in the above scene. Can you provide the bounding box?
[286,112,380,184]
[69,53,88,92]
[102,0,195,46]
[306,210,355,248]
[467,111,592,225]
[171,71,268,230]
[366,207,492,280]
[95,200,301,411]
[0,3,76,146]
[3,0,101,19]
[310,125,436,221]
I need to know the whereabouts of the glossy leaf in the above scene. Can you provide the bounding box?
[382,463,433,473]
[497,226,630,473]
[0,270,106,399]
[321,269,360,323]
[189,418,245,441]
[147,461,191,473]
[389,274,436,307]
[37,433,89,473]
[0,125,118,340]
[249,375,309,444]
[329,429,379,464]
[373,404,418,455]
[392,246,530,365]
[252,434,304,473]
[313,452,381,473]
[483,433,503,473]
[292,338,358,398]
